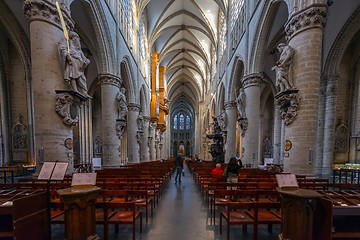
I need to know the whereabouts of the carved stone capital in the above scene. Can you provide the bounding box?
[128,103,141,112]
[242,73,262,88]
[23,0,74,29]
[285,5,327,40]
[97,74,122,88]
[55,93,79,126]
[275,89,300,125]
[224,101,236,110]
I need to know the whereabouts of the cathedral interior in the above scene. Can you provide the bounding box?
[0,0,360,178]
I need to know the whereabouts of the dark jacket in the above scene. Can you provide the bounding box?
[175,156,184,168]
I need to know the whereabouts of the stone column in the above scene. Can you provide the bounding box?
[141,116,150,162]
[149,122,156,161]
[24,0,76,173]
[127,103,140,163]
[242,74,262,167]
[321,75,338,177]
[98,74,121,168]
[224,101,237,162]
[273,106,282,164]
[284,5,327,175]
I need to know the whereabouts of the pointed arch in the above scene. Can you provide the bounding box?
[248,1,289,73]
[120,56,137,103]
[76,0,117,74]
[228,56,245,102]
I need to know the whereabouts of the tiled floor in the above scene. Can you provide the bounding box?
[51,165,281,240]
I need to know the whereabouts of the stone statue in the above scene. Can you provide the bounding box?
[217,110,227,131]
[272,43,294,92]
[116,87,128,120]
[137,111,144,131]
[236,87,246,119]
[58,31,91,98]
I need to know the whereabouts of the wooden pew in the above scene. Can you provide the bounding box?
[0,190,49,239]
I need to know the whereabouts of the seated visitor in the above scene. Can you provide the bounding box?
[211,163,224,180]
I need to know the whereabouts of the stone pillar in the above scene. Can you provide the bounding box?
[242,74,262,167]
[24,0,76,173]
[98,74,121,168]
[321,75,338,177]
[224,101,237,162]
[284,5,327,175]
[127,103,140,163]
[141,116,150,162]
[273,106,282,164]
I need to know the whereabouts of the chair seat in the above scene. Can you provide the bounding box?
[248,210,281,223]
[226,211,254,224]
[215,198,231,203]
[109,211,142,223]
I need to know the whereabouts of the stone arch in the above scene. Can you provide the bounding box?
[249,0,289,74]
[322,6,360,165]
[0,1,33,163]
[228,56,245,102]
[71,0,117,74]
[120,56,137,103]
[324,7,360,75]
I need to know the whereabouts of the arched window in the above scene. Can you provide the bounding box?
[186,115,191,129]
[179,114,185,130]
[173,115,178,129]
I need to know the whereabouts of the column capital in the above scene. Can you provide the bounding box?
[224,101,236,110]
[285,5,327,41]
[127,103,141,112]
[242,73,262,88]
[24,0,74,29]
[96,74,122,88]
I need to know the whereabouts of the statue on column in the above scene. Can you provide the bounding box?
[116,87,128,120]
[58,31,91,98]
[217,110,227,131]
[272,43,294,92]
[236,87,246,119]
[137,111,144,131]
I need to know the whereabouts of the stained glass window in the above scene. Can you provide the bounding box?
[179,114,185,130]
[186,115,190,129]
[173,115,178,129]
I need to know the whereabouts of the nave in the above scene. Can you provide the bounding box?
[52,164,280,240]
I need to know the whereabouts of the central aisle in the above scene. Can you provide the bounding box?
[144,164,214,240]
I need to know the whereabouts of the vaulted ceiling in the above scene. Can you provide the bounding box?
[143,0,225,116]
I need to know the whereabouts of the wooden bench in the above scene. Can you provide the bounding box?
[0,190,49,239]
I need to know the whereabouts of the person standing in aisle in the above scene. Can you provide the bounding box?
[174,153,184,183]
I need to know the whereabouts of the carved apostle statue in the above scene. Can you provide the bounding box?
[58,31,91,98]
[236,87,246,119]
[116,87,128,120]
[272,43,294,92]
[137,111,144,131]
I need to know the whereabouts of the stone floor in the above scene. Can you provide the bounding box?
[51,165,280,240]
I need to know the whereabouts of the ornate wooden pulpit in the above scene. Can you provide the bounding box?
[57,186,101,240]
